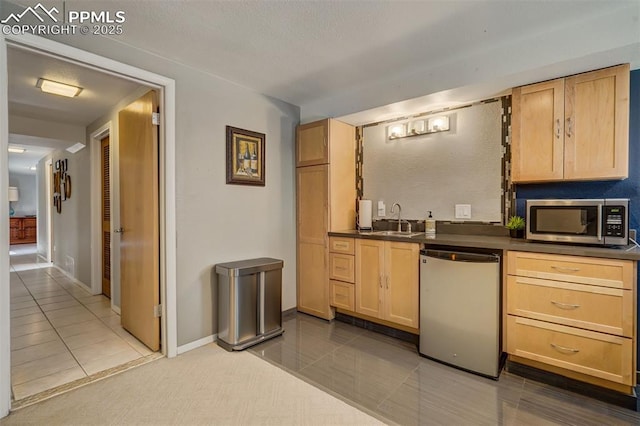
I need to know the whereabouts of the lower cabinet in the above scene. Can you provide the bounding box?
[506,251,636,391]
[9,217,37,245]
[297,241,331,319]
[355,239,419,329]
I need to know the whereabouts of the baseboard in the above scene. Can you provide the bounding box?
[507,360,639,411]
[111,305,121,315]
[37,253,49,263]
[177,334,217,355]
[52,265,92,293]
[282,307,297,320]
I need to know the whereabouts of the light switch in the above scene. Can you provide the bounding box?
[455,204,471,219]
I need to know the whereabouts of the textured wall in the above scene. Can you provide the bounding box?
[363,101,502,223]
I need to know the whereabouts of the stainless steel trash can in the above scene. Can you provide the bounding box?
[215,258,284,351]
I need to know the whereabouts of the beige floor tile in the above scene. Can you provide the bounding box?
[36,295,75,306]
[75,295,105,304]
[12,366,86,400]
[11,339,68,367]
[100,315,123,329]
[10,300,38,311]
[11,320,53,338]
[85,303,117,318]
[72,336,133,365]
[31,290,69,300]
[56,319,110,338]
[115,330,155,356]
[48,312,98,328]
[81,347,142,376]
[12,351,79,385]
[62,327,124,350]
[10,312,47,327]
[11,330,60,351]
[43,305,91,320]
[10,295,35,304]
[10,306,42,319]
[40,300,82,312]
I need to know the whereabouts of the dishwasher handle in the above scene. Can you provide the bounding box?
[421,249,500,263]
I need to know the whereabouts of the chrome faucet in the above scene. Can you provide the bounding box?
[391,203,402,232]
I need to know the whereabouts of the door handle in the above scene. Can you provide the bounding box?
[114,228,124,233]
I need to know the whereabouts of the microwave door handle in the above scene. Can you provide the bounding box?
[597,204,603,242]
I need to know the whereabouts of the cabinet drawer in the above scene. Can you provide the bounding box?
[507,276,633,337]
[329,253,355,283]
[507,251,634,289]
[507,316,634,385]
[330,280,354,310]
[329,237,355,255]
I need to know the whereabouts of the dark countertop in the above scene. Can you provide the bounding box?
[328,230,640,261]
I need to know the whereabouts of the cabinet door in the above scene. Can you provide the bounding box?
[355,239,384,318]
[296,165,328,245]
[564,64,629,180]
[298,241,331,319]
[9,218,21,244]
[383,242,419,328]
[512,79,564,182]
[297,120,328,167]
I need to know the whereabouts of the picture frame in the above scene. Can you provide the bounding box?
[226,126,265,186]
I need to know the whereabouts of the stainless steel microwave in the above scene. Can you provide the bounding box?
[526,199,629,246]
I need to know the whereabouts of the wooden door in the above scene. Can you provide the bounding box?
[355,239,384,318]
[564,64,629,180]
[383,242,419,328]
[511,79,564,182]
[296,120,328,167]
[296,165,331,318]
[101,136,111,298]
[119,90,160,351]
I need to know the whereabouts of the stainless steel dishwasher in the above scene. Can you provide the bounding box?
[419,248,502,378]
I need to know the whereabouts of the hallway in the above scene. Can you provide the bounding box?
[9,244,158,404]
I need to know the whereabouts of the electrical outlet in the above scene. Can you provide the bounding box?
[377,201,386,217]
[455,204,471,219]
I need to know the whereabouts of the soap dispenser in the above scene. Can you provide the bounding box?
[425,211,436,235]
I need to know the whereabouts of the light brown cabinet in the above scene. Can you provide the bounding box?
[355,239,419,328]
[9,217,37,245]
[296,119,355,320]
[512,64,629,183]
[329,237,356,311]
[506,251,636,391]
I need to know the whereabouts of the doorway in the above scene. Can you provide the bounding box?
[1,33,177,415]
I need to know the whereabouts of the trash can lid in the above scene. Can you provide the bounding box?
[215,257,284,276]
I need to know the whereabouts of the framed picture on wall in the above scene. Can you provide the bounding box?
[225,126,265,186]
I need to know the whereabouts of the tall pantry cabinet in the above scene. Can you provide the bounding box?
[296,119,356,320]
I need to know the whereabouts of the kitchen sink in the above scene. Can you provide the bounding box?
[363,230,424,237]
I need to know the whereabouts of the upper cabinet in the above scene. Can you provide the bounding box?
[512,64,629,183]
[297,120,329,166]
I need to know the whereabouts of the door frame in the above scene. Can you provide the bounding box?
[90,123,114,306]
[0,33,178,417]
[45,158,53,263]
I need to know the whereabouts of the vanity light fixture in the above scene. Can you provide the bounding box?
[427,115,450,132]
[387,115,450,140]
[8,147,25,153]
[387,123,407,140]
[36,78,83,98]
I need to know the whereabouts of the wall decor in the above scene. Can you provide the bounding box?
[52,158,72,213]
[226,126,265,186]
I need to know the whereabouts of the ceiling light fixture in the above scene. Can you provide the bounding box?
[8,147,25,153]
[29,166,37,171]
[387,115,451,140]
[66,143,86,153]
[36,78,83,98]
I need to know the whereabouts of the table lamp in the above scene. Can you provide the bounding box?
[8,187,18,216]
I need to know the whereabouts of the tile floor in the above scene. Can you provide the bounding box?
[9,244,155,401]
[249,313,640,426]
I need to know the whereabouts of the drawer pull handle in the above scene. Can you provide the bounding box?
[550,343,580,354]
[335,243,349,249]
[550,300,580,310]
[335,266,347,270]
[551,266,580,273]
[336,294,347,299]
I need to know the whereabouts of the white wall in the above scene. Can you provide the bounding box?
[43,33,299,347]
[8,171,36,216]
[363,101,502,223]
